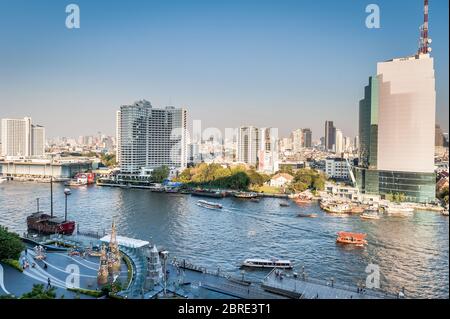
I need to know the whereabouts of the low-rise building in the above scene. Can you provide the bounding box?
[269,173,294,187]
[325,158,349,180]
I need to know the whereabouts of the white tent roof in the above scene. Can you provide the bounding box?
[100,234,149,248]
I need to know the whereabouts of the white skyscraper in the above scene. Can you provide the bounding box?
[376,54,435,173]
[335,129,344,155]
[116,100,187,175]
[1,117,44,158]
[237,126,259,166]
[258,127,279,173]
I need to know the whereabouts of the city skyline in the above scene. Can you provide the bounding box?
[0,0,448,139]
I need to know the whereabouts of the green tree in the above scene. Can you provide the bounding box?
[20,284,56,299]
[152,165,170,183]
[0,226,25,261]
[100,153,117,167]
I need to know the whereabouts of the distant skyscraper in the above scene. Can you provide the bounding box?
[324,121,336,152]
[1,117,45,157]
[356,54,436,203]
[290,129,303,154]
[302,128,312,148]
[116,100,187,175]
[31,125,45,156]
[435,124,446,147]
[335,129,344,155]
[258,127,279,173]
[237,126,259,166]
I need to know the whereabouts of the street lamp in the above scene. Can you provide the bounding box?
[64,188,71,222]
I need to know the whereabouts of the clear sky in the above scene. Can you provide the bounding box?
[0,0,448,139]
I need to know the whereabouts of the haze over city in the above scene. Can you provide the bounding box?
[0,0,448,139]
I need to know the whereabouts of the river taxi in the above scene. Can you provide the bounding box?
[197,200,223,210]
[241,258,293,269]
[336,232,367,247]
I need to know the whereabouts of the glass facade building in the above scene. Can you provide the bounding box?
[356,54,436,203]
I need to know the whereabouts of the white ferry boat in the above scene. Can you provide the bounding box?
[360,212,381,220]
[241,258,293,269]
[385,205,414,217]
[197,200,223,210]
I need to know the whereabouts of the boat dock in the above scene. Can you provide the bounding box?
[261,269,398,299]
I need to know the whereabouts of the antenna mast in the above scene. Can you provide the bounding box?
[419,0,432,55]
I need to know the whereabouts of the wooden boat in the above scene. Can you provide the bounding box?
[191,190,225,198]
[350,206,365,214]
[297,213,318,218]
[336,232,367,247]
[234,192,258,199]
[442,210,449,217]
[360,212,380,220]
[196,200,223,209]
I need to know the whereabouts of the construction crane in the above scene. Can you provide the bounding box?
[419,0,432,55]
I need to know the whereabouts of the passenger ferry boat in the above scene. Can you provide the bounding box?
[197,200,223,209]
[321,202,352,214]
[234,192,258,199]
[385,205,414,217]
[241,258,293,269]
[360,212,380,220]
[336,232,367,247]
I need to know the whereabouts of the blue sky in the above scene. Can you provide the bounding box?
[0,0,448,139]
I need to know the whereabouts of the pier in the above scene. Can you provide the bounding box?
[261,269,398,299]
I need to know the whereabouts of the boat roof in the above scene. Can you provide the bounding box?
[245,258,292,263]
[337,232,367,239]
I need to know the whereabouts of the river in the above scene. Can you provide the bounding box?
[0,181,448,298]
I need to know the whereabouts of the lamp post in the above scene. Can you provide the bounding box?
[64,188,71,222]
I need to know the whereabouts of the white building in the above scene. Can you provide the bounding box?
[116,100,187,175]
[258,127,279,174]
[1,117,45,158]
[325,158,349,180]
[269,173,294,187]
[237,126,259,166]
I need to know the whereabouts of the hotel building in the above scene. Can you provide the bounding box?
[116,100,187,176]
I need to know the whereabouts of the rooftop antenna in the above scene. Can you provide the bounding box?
[418,0,432,55]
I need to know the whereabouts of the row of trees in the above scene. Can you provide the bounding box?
[174,163,326,192]
[175,163,271,190]
[287,168,326,192]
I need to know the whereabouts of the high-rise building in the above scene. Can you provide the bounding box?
[324,121,336,152]
[1,117,45,158]
[335,129,344,155]
[31,125,45,156]
[302,128,312,148]
[355,54,436,203]
[258,127,279,173]
[116,100,187,175]
[435,124,447,147]
[290,129,303,154]
[237,126,259,166]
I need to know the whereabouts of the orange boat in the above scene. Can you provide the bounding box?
[336,232,367,247]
